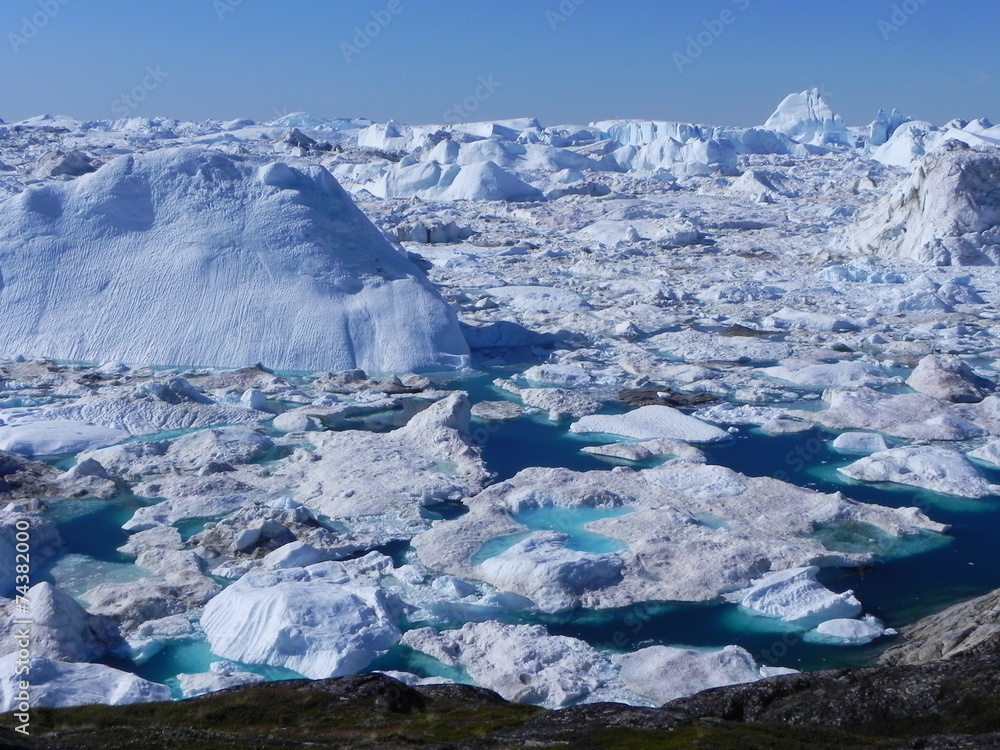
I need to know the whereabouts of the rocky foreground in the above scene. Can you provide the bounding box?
[4,589,1000,750]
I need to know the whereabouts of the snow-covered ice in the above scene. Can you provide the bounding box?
[738,567,862,627]
[0,148,469,372]
[838,445,1000,498]
[568,405,729,443]
[201,563,401,679]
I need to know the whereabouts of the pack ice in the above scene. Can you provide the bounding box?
[0,148,469,373]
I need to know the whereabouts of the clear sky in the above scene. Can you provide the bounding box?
[0,0,996,128]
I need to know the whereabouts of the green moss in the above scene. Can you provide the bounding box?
[11,673,1000,750]
[579,723,902,750]
[19,684,545,749]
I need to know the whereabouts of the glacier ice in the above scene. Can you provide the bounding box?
[738,567,862,626]
[763,88,849,146]
[0,147,470,372]
[847,145,1000,265]
[201,563,401,679]
[0,653,169,710]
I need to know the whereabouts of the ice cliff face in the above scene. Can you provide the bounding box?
[846,144,1000,265]
[0,147,470,372]
[764,88,849,146]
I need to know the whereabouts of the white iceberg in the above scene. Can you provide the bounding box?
[738,567,862,627]
[201,563,401,679]
[0,654,169,710]
[569,405,729,443]
[0,147,469,372]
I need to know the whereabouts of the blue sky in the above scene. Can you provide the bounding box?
[1,0,996,127]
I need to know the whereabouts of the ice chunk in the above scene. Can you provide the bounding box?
[401,622,631,708]
[761,361,895,389]
[613,645,771,705]
[477,533,626,613]
[0,582,118,662]
[805,615,889,646]
[831,432,889,455]
[0,419,128,457]
[739,567,862,626]
[413,465,945,610]
[522,364,592,386]
[839,445,1000,498]
[763,88,849,146]
[375,159,543,202]
[968,440,1000,467]
[0,654,169,710]
[201,564,401,679]
[177,661,266,698]
[846,146,1000,265]
[906,355,996,403]
[569,405,729,443]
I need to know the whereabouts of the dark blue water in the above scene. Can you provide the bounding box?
[466,421,1000,671]
[704,428,1000,627]
[474,413,616,477]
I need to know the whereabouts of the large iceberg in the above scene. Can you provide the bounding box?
[0,147,469,372]
[846,144,1000,265]
[764,88,849,146]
